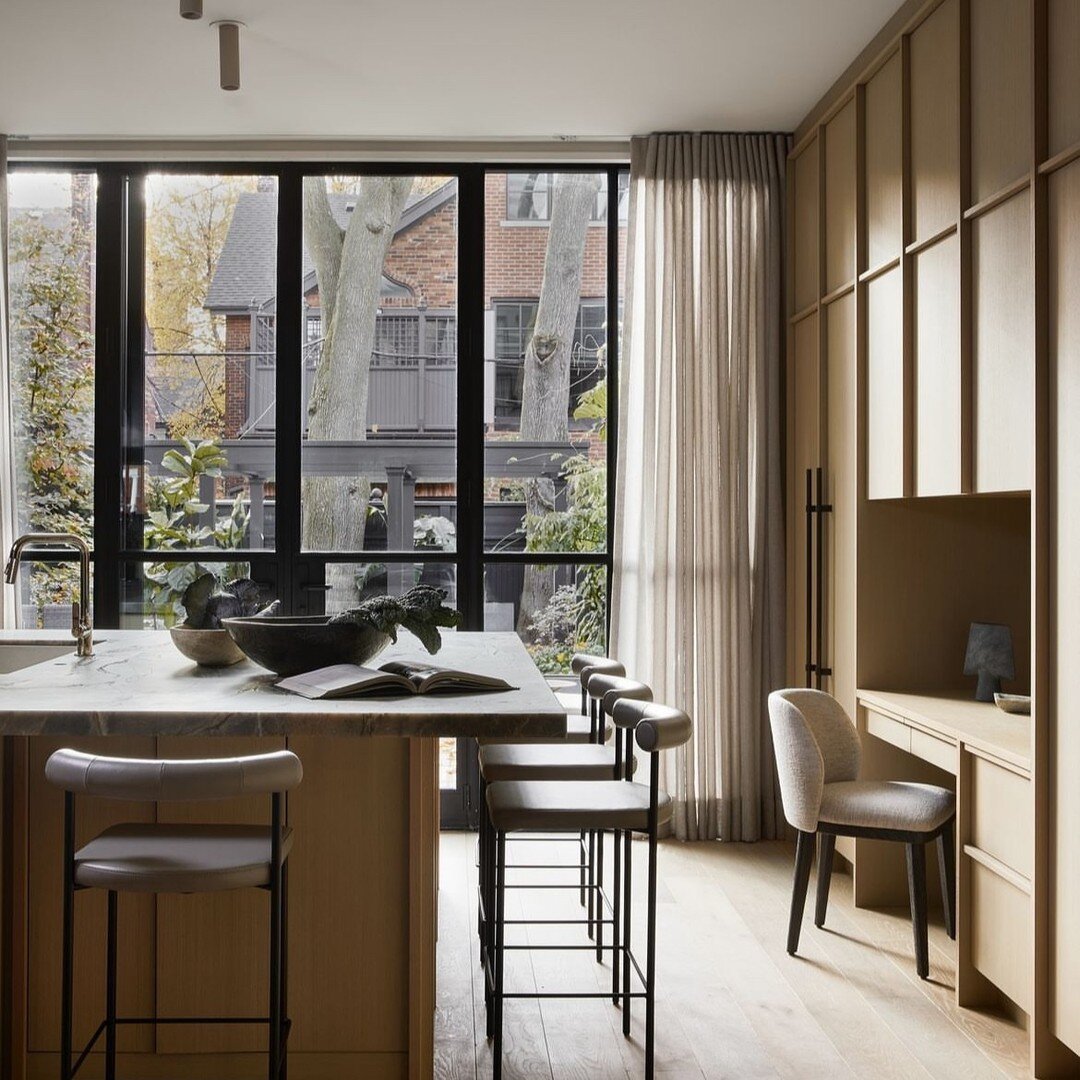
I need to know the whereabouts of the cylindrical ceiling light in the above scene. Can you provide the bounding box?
[179,0,202,19]
[212,20,243,91]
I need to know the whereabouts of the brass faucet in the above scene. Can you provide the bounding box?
[4,533,94,657]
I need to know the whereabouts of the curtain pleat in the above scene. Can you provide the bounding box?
[611,132,789,841]
[0,136,18,629]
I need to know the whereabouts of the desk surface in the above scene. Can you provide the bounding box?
[857,688,1031,773]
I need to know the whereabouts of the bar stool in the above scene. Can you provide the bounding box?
[571,652,626,740]
[476,677,652,970]
[768,689,956,978]
[482,700,692,1080]
[44,747,303,1080]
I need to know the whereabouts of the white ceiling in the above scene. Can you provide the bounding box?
[0,0,900,141]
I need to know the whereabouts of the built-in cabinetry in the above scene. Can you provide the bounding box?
[787,0,1080,1074]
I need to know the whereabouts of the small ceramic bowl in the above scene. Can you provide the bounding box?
[169,623,247,667]
[993,692,1031,716]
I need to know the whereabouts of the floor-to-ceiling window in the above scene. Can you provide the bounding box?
[3,162,627,825]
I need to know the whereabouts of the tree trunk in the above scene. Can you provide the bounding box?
[517,174,601,637]
[301,176,414,609]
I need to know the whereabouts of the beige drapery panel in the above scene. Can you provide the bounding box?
[0,136,18,629]
[611,133,789,841]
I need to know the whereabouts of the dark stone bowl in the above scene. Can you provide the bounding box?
[222,615,391,676]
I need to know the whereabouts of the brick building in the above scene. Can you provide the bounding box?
[205,173,626,442]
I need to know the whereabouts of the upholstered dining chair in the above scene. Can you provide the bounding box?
[767,688,955,979]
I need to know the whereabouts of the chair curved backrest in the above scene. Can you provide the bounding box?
[572,653,626,690]
[767,689,861,833]
[585,673,653,717]
[45,748,303,802]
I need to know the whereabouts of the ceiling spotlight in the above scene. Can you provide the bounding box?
[211,20,244,92]
[179,0,202,19]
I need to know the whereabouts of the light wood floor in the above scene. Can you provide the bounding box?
[435,832,1030,1080]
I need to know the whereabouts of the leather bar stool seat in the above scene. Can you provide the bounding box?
[487,779,673,833]
[479,742,634,782]
[72,823,296,894]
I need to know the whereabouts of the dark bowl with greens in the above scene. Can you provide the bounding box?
[222,585,462,677]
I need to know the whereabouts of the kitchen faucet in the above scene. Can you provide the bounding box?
[4,533,94,657]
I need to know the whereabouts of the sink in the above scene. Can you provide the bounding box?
[0,640,76,675]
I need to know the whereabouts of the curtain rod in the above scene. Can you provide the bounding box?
[6,137,632,165]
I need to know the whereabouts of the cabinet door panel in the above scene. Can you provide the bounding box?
[867,267,905,499]
[914,235,961,496]
[1049,157,1080,1052]
[865,51,904,268]
[973,191,1033,493]
[155,736,284,1053]
[825,100,856,294]
[826,293,856,715]
[1049,0,1080,158]
[970,0,1031,203]
[788,314,820,686]
[911,0,960,241]
[793,140,820,313]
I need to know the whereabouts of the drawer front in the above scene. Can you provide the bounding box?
[911,727,957,773]
[970,858,1032,1012]
[971,754,1032,879]
[864,708,911,753]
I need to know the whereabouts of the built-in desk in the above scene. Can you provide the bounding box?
[856,689,1032,1017]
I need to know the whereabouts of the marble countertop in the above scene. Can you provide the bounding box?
[0,629,567,739]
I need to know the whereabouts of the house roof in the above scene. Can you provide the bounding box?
[205,180,456,313]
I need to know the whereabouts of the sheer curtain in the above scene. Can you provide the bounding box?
[0,135,18,629]
[611,133,789,841]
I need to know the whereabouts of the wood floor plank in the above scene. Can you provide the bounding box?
[435,833,1030,1080]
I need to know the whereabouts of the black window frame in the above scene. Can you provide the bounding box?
[4,159,626,827]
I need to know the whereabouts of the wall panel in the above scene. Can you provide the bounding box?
[825,100,857,293]
[867,268,905,500]
[973,190,1033,493]
[793,141,820,312]
[970,0,1031,203]
[914,234,961,496]
[1049,156,1080,1054]
[865,51,904,267]
[910,0,960,241]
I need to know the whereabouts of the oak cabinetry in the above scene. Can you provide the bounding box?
[789,0,1080,1071]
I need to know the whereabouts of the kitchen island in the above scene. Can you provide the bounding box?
[0,630,565,1080]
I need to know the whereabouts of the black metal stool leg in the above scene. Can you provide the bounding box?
[268,795,283,1080]
[611,827,621,1003]
[587,830,596,939]
[622,829,632,1036]
[60,791,75,1080]
[105,890,118,1080]
[493,832,507,1080]
[281,860,289,1079]
[645,825,659,1080]
[596,829,605,962]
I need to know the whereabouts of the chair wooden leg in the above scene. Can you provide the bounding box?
[906,842,930,979]
[814,833,836,928]
[787,830,815,955]
[937,824,956,941]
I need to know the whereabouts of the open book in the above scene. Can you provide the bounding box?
[276,660,515,700]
